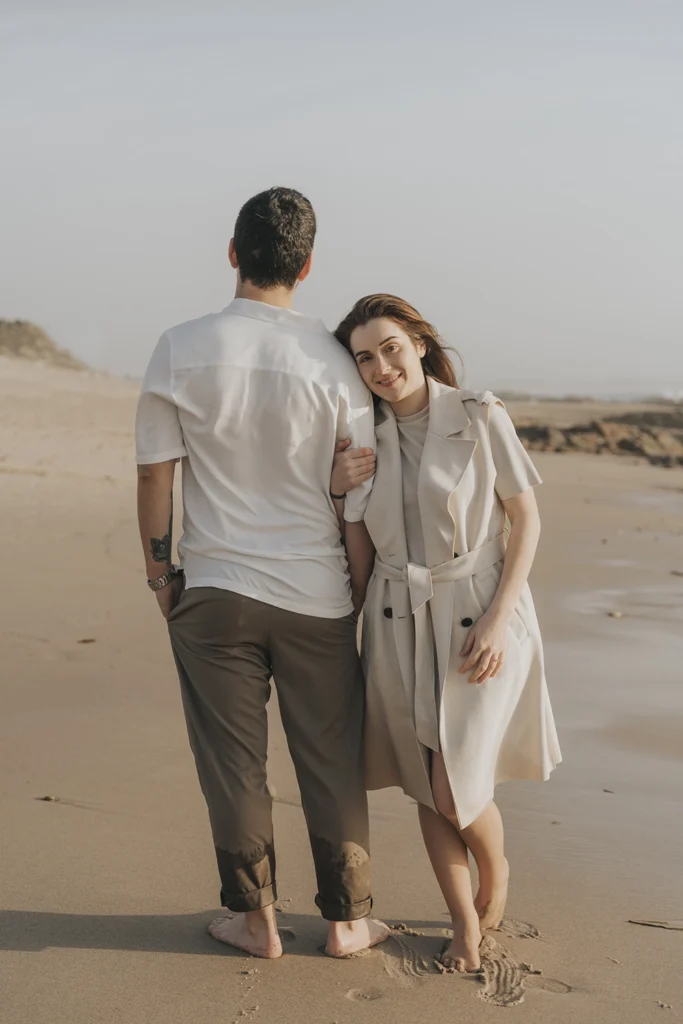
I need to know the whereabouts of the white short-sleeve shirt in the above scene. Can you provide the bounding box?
[135,298,375,618]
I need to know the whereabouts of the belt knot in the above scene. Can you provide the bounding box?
[405,563,434,614]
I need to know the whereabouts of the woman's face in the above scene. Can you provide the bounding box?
[349,318,426,406]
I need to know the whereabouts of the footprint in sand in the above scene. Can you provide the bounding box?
[382,930,436,985]
[495,917,541,940]
[278,927,296,944]
[526,976,573,994]
[345,988,384,1001]
[477,936,571,1007]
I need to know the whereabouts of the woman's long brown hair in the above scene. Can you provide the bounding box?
[334,294,460,388]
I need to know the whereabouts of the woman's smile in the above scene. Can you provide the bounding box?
[375,371,403,388]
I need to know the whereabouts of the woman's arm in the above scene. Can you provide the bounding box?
[329,441,377,613]
[487,489,541,620]
[345,520,376,616]
[330,440,376,537]
[459,488,541,683]
[331,494,346,537]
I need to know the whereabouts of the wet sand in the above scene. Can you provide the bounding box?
[1,357,682,1022]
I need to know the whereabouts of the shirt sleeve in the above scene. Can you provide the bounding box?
[488,401,541,500]
[135,333,188,465]
[337,384,376,523]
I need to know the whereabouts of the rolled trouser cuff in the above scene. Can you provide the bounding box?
[314,893,373,922]
[220,882,278,914]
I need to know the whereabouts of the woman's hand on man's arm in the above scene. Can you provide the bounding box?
[331,440,376,497]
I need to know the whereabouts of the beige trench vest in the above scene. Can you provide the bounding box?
[361,379,561,828]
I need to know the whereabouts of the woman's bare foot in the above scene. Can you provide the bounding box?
[438,913,482,973]
[208,909,283,959]
[475,856,509,931]
[325,917,391,958]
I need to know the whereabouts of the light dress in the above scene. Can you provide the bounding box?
[361,378,561,828]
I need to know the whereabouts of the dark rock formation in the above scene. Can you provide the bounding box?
[516,412,683,467]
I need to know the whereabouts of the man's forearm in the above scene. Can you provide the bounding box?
[344,520,375,615]
[137,461,177,580]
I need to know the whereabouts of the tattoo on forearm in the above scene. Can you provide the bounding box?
[150,534,171,563]
[150,493,173,564]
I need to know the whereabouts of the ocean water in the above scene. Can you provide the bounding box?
[482,377,683,402]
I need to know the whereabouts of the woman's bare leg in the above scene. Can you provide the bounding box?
[461,801,509,930]
[419,757,483,970]
[418,802,481,970]
[432,753,509,931]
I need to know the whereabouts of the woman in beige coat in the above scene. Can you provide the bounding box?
[331,295,561,973]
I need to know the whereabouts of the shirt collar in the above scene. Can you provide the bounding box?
[224,298,327,334]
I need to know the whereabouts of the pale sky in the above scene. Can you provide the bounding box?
[2,0,682,395]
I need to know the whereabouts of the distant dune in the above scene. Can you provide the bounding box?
[0,319,86,370]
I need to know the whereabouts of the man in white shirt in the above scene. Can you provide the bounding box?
[135,187,387,959]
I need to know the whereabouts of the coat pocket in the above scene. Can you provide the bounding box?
[508,607,530,646]
[468,565,530,646]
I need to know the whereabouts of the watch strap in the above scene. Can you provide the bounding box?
[147,566,184,591]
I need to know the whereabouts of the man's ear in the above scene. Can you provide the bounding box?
[297,252,313,283]
[228,238,239,270]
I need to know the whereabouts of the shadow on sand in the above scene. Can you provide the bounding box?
[0,910,446,959]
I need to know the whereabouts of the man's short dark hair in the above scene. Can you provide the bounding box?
[232,187,316,290]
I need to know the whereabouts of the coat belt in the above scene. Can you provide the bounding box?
[373,534,507,750]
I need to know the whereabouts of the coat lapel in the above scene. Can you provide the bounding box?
[364,406,415,711]
[418,378,478,567]
[364,406,408,568]
[364,380,478,745]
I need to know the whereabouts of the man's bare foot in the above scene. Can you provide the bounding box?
[438,914,482,973]
[475,856,509,931]
[325,917,391,958]
[208,909,283,959]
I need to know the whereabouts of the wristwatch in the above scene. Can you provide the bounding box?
[147,565,184,591]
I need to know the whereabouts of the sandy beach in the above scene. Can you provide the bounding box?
[2,356,682,1023]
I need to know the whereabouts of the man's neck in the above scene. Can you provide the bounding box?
[234,278,297,310]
